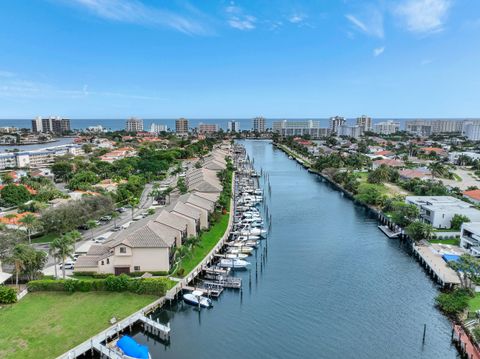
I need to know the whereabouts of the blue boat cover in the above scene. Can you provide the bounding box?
[117,335,149,359]
[442,254,460,263]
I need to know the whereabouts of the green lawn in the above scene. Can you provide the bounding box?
[429,238,460,246]
[31,232,58,243]
[175,212,230,277]
[0,292,156,359]
[469,293,480,312]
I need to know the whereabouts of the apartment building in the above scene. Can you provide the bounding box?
[175,118,189,135]
[356,115,372,132]
[228,120,240,132]
[329,116,346,134]
[198,123,219,133]
[373,120,400,135]
[252,117,266,133]
[125,118,144,132]
[406,120,463,136]
[272,120,330,138]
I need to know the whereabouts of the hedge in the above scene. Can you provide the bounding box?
[0,285,17,304]
[27,275,170,296]
[72,271,169,278]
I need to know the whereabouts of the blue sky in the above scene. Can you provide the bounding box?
[0,0,479,118]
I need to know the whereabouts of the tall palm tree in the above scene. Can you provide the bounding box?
[55,234,75,279]
[111,211,120,228]
[68,230,82,243]
[19,213,38,245]
[86,219,98,240]
[10,244,27,289]
[128,197,140,220]
[428,161,447,179]
[49,237,61,279]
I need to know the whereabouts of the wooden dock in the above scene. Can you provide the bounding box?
[378,225,401,238]
[57,307,170,359]
[412,243,460,287]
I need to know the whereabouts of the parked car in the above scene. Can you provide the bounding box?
[60,261,75,270]
[112,226,122,232]
[121,221,132,229]
[116,207,126,213]
[133,215,143,221]
[100,215,112,222]
[141,212,150,218]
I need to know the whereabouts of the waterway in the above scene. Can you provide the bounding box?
[129,139,457,358]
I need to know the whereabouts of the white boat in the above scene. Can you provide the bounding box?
[236,235,260,241]
[228,247,254,254]
[225,253,249,259]
[183,290,212,308]
[218,258,250,269]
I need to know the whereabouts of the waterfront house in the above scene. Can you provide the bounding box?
[155,210,195,240]
[463,189,480,205]
[459,222,480,257]
[372,159,404,170]
[399,168,432,181]
[406,196,480,229]
[179,193,216,213]
[185,168,223,193]
[75,221,178,274]
[169,201,206,230]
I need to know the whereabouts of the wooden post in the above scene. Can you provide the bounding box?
[422,324,427,344]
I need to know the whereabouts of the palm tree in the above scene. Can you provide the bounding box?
[68,230,82,243]
[19,213,38,245]
[428,161,447,179]
[111,211,120,228]
[55,234,75,279]
[10,244,27,289]
[86,219,98,240]
[49,237,61,279]
[128,197,140,220]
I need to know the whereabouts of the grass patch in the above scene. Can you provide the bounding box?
[0,291,156,359]
[429,238,460,246]
[469,293,480,312]
[31,232,58,243]
[175,212,230,277]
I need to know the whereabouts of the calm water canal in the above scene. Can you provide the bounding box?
[134,140,458,358]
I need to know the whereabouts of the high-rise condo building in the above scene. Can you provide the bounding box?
[405,120,463,136]
[338,125,363,139]
[272,120,330,138]
[228,120,240,132]
[175,118,189,134]
[329,116,346,134]
[150,123,167,134]
[125,118,144,132]
[198,123,219,133]
[252,117,266,133]
[32,117,70,134]
[356,115,372,132]
[373,120,400,135]
[463,121,480,141]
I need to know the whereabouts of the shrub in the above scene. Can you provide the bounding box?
[0,286,17,304]
[436,289,472,317]
[105,274,130,292]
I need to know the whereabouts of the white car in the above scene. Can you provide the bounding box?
[121,221,132,229]
[60,261,75,270]
[133,215,143,221]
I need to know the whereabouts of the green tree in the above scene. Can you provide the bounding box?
[54,234,75,279]
[448,254,480,289]
[1,172,14,184]
[51,161,73,182]
[86,219,98,240]
[450,214,470,231]
[406,221,433,242]
[354,184,387,206]
[18,213,39,245]
[389,202,419,227]
[0,184,31,206]
[128,197,140,220]
[428,161,448,179]
[68,170,99,190]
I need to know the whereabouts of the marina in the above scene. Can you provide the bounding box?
[109,140,457,359]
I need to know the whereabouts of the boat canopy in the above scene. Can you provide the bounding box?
[117,335,149,359]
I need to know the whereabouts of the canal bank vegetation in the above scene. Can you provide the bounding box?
[0,291,157,359]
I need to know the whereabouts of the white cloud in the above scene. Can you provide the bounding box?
[395,0,452,33]
[225,3,256,30]
[345,10,384,38]
[289,13,306,24]
[0,70,15,78]
[64,0,210,35]
[373,47,385,56]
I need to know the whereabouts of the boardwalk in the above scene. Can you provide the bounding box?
[453,324,480,359]
[412,244,460,286]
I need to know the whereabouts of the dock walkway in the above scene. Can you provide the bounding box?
[412,243,460,287]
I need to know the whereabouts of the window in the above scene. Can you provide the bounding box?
[119,247,127,254]
[134,266,140,271]
[101,261,104,265]
[106,258,110,264]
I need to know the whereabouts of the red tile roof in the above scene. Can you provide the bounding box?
[464,189,480,201]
